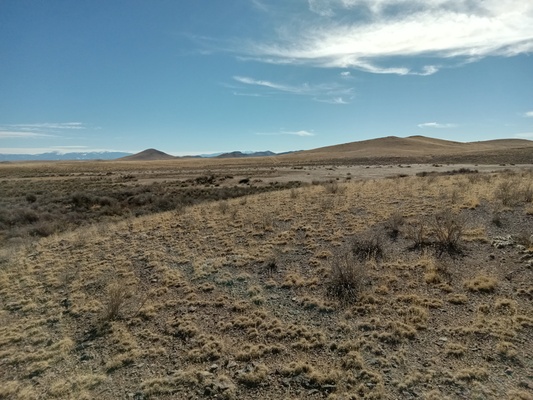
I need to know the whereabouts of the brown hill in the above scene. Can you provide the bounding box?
[281,135,533,163]
[119,148,175,161]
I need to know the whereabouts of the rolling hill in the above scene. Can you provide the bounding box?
[118,148,176,161]
[281,136,533,164]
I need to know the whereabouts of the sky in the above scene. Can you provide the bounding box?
[1,0,533,155]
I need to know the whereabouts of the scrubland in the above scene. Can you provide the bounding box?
[1,166,532,399]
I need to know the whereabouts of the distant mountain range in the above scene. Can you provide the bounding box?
[3,135,532,162]
[215,150,276,158]
[119,149,284,161]
[0,149,285,162]
[0,151,133,161]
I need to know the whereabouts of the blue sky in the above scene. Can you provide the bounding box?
[1,0,532,155]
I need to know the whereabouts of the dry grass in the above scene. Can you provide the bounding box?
[1,165,532,399]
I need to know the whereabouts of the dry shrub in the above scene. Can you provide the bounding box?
[430,209,464,256]
[464,275,498,293]
[236,364,268,387]
[406,218,429,249]
[352,233,384,261]
[323,180,340,194]
[218,200,229,214]
[384,211,404,239]
[101,281,131,322]
[494,180,529,207]
[327,252,365,304]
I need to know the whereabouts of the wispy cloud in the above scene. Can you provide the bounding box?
[237,0,533,75]
[232,91,266,97]
[0,122,90,140]
[0,131,57,139]
[232,75,353,103]
[523,111,533,117]
[256,130,316,137]
[0,146,125,155]
[314,97,349,104]
[250,0,269,12]
[418,122,457,128]
[11,122,86,130]
[234,76,304,94]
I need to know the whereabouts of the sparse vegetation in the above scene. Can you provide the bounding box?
[1,161,532,399]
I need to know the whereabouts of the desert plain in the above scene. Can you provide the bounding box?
[1,136,533,399]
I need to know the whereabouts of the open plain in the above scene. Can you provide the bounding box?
[1,137,533,399]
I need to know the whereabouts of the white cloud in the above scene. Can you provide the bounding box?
[314,97,349,104]
[250,0,269,12]
[232,91,265,97]
[340,71,351,77]
[284,130,315,136]
[0,146,125,155]
[0,122,91,140]
[256,130,316,137]
[233,76,304,94]
[418,122,457,128]
[232,75,353,103]
[240,0,533,75]
[11,122,86,130]
[0,130,57,139]
[523,111,533,117]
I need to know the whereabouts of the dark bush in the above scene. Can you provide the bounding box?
[352,234,384,261]
[327,252,365,304]
[430,209,464,256]
[384,212,404,239]
[71,192,95,209]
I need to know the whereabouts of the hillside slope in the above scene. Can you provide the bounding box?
[282,136,533,162]
[119,148,175,161]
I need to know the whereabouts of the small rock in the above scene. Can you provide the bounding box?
[226,360,237,369]
[209,364,218,372]
[505,368,513,375]
[438,337,448,342]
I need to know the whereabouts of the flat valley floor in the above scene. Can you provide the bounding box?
[1,159,532,399]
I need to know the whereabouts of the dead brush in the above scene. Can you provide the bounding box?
[99,281,148,324]
[326,252,365,305]
[323,180,339,194]
[406,218,430,250]
[101,281,131,323]
[351,233,384,261]
[384,211,404,239]
[430,209,464,256]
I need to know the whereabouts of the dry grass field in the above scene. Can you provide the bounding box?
[1,150,533,399]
